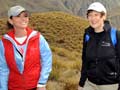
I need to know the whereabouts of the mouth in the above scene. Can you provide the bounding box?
[91,21,97,24]
[21,22,27,25]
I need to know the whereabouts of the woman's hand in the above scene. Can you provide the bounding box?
[78,86,83,90]
[36,87,46,90]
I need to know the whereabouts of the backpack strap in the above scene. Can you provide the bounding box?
[110,27,117,47]
[85,34,90,42]
[85,27,117,46]
[85,27,117,47]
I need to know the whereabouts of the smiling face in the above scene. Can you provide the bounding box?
[87,10,106,31]
[9,11,29,30]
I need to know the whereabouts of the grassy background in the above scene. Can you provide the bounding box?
[0,11,88,90]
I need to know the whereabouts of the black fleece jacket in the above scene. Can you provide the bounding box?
[79,21,120,89]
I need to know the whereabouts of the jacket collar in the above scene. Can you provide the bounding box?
[103,20,111,32]
[86,20,111,33]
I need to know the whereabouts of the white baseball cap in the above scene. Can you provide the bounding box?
[87,2,107,14]
[8,5,26,18]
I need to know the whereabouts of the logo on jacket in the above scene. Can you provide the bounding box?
[101,41,111,46]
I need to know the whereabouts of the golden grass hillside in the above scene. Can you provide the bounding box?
[0,11,88,90]
[30,12,88,52]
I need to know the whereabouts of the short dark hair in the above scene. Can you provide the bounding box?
[87,10,105,18]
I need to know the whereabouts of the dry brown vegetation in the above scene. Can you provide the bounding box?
[0,11,88,90]
[30,12,88,52]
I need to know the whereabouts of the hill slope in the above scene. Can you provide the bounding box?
[30,12,88,52]
[30,12,87,90]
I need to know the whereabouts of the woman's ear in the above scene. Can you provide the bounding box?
[103,14,107,21]
[8,18,13,25]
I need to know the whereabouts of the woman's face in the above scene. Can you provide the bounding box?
[9,11,29,29]
[87,11,106,30]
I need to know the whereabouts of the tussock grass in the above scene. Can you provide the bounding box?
[49,46,81,90]
[30,11,88,52]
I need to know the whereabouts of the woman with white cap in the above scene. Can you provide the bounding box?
[78,2,120,90]
[0,5,52,90]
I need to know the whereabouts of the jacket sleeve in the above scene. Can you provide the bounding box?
[37,35,52,85]
[0,40,9,90]
[116,31,120,90]
[79,32,88,87]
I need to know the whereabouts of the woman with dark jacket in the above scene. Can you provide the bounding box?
[78,2,120,90]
